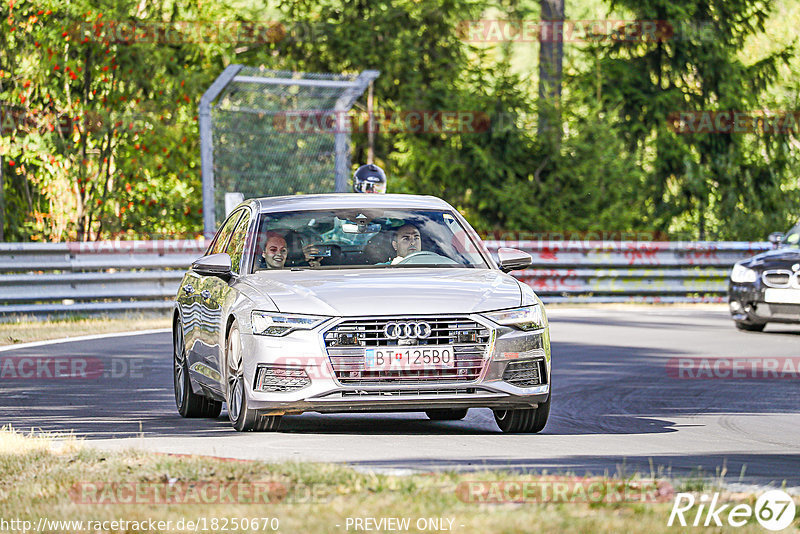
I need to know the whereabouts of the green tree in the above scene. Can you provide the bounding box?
[585,0,796,239]
[0,0,278,240]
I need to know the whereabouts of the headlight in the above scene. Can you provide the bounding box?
[730,263,757,283]
[482,305,547,331]
[251,311,329,336]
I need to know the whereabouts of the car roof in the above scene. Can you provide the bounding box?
[254,193,454,213]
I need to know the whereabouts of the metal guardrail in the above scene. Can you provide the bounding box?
[0,240,205,316]
[0,240,771,317]
[483,241,771,303]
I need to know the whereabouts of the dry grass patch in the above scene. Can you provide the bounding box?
[0,316,170,346]
[0,427,795,533]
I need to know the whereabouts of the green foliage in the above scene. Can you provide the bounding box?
[0,0,257,240]
[1,0,799,241]
[581,0,799,239]
[273,0,645,234]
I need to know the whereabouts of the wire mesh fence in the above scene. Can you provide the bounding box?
[200,66,379,234]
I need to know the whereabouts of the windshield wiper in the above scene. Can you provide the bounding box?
[391,264,470,268]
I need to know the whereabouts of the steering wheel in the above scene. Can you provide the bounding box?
[395,251,459,265]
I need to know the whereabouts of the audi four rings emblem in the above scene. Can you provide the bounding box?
[384,321,432,339]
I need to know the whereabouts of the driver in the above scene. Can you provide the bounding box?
[389,223,422,264]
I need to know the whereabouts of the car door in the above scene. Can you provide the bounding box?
[199,208,252,390]
[178,270,203,364]
[186,209,244,390]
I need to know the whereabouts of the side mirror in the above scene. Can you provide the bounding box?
[497,247,532,273]
[192,253,232,279]
[768,232,784,248]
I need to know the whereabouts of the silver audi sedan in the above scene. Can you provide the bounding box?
[173,194,551,433]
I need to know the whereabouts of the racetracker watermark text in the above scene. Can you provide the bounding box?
[0,517,280,532]
[66,20,287,44]
[71,482,289,504]
[666,357,800,379]
[459,19,672,42]
[272,110,490,134]
[456,477,674,503]
[667,111,800,134]
[0,357,144,380]
[458,19,717,42]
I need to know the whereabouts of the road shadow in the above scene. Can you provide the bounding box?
[349,452,800,487]
[549,316,720,331]
[1,332,799,440]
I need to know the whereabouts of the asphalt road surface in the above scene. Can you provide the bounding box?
[3,306,799,487]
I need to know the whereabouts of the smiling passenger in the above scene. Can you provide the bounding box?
[261,231,288,269]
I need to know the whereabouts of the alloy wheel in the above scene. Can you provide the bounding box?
[173,327,186,409]
[227,327,244,423]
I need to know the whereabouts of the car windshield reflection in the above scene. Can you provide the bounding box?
[783,223,800,248]
[251,209,488,271]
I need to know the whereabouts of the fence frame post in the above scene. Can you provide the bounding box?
[199,64,243,238]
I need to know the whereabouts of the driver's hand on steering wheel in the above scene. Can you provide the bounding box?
[392,250,424,264]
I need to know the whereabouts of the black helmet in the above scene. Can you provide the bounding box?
[352,164,387,194]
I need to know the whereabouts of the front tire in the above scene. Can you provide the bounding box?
[425,409,468,421]
[226,324,281,432]
[493,396,550,433]
[735,321,766,332]
[173,323,222,418]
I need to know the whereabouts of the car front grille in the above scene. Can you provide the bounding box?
[323,317,492,385]
[762,270,798,288]
[503,359,547,387]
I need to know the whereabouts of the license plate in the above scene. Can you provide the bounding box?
[364,346,455,370]
[764,288,800,304]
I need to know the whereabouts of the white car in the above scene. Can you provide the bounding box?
[173,194,551,432]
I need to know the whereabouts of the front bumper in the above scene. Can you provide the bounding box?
[729,282,800,324]
[238,315,550,415]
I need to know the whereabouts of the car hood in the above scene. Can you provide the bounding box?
[745,247,800,269]
[241,268,523,316]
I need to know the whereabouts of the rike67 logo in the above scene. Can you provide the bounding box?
[668,490,796,530]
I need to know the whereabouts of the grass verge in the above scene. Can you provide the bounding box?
[0,315,170,346]
[0,427,795,533]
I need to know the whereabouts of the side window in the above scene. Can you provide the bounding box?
[226,212,251,273]
[210,210,243,255]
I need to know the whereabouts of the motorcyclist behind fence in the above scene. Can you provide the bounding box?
[352,164,387,193]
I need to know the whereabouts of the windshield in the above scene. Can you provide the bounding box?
[251,209,489,271]
[784,222,800,248]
